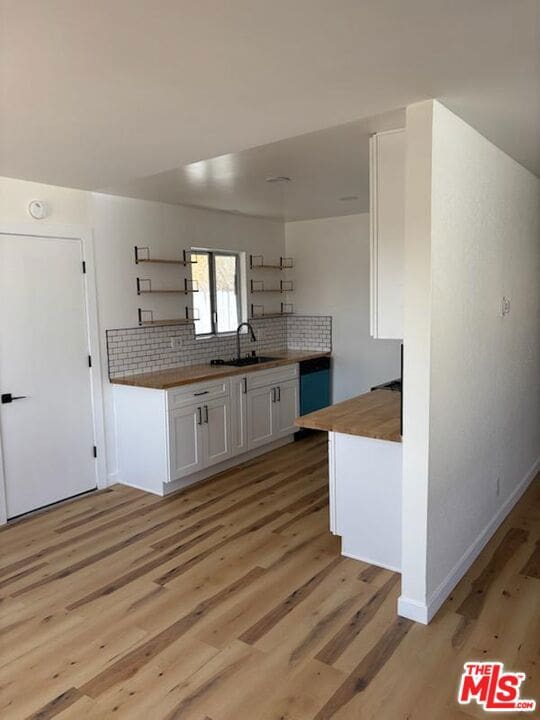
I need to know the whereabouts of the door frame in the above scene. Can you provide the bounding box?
[0,222,107,524]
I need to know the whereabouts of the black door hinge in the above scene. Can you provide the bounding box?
[88,355,92,368]
[93,445,97,458]
[82,260,87,274]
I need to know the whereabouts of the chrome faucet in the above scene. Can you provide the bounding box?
[236,322,257,361]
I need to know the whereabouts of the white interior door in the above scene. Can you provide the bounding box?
[0,234,97,518]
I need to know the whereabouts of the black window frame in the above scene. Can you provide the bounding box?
[193,249,242,337]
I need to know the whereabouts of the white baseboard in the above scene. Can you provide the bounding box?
[341,547,401,574]
[397,596,429,624]
[162,436,294,496]
[116,437,295,498]
[107,471,119,487]
[115,478,164,496]
[398,455,540,625]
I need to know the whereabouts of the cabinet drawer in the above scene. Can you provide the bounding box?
[167,379,229,410]
[246,363,298,391]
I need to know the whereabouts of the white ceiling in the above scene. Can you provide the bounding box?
[104,110,404,221]
[1,0,539,201]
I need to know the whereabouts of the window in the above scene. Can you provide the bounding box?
[191,250,243,335]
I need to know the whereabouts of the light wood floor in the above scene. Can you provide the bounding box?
[0,434,538,719]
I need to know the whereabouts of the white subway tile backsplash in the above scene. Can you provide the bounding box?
[106,314,331,378]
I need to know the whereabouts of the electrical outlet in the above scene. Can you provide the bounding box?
[501,297,511,317]
[170,337,182,350]
[496,476,501,497]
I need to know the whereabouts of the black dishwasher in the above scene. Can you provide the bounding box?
[296,356,331,437]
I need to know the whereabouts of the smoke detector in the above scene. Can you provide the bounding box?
[28,200,48,219]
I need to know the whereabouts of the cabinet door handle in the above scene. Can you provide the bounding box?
[197,407,202,425]
[242,377,247,394]
[204,405,209,423]
[194,390,209,397]
[272,387,276,403]
[277,386,281,402]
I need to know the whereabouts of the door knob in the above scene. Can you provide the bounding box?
[1,393,27,404]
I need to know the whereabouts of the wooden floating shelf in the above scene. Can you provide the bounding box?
[249,254,294,270]
[249,312,294,319]
[250,303,293,319]
[137,289,199,294]
[138,318,194,327]
[251,264,285,270]
[138,290,189,294]
[250,279,294,294]
[134,247,197,266]
[137,278,199,295]
[138,259,190,265]
[138,307,199,326]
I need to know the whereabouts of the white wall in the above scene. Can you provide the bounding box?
[89,192,285,333]
[428,103,540,598]
[399,101,434,616]
[399,101,540,623]
[0,177,285,482]
[0,177,89,225]
[285,214,401,402]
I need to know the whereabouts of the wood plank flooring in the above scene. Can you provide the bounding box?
[0,434,538,719]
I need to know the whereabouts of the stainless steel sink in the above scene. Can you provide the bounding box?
[220,356,280,367]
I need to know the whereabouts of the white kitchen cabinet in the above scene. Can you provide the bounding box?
[113,362,299,496]
[204,396,232,468]
[169,396,231,478]
[328,433,337,534]
[247,373,299,450]
[331,431,402,571]
[247,384,275,449]
[370,128,405,340]
[274,378,299,439]
[169,404,205,478]
[230,375,248,456]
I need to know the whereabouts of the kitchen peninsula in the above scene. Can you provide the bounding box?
[296,388,402,571]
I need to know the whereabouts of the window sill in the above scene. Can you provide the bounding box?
[195,331,237,341]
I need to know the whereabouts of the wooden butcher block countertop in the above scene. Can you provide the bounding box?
[295,389,402,443]
[111,351,330,390]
